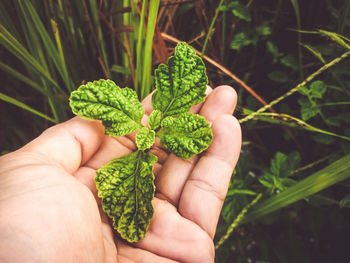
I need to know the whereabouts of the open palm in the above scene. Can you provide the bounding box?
[0,86,241,263]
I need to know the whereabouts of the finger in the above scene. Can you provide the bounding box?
[117,240,180,263]
[141,91,155,116]
[136,198,215,263]
[178,114,242,238]
[196,85,237,124]
[16,117,105,174]
[155,86,237,206]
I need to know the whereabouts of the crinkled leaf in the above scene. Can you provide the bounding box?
[298,97,320,121]
[69,79,143,137]
[270,151,300,178]
[95,151,157,242]
[152,42,207,117]
[136,127,155,151]
[148,110,163,130]
[158,113,213,159]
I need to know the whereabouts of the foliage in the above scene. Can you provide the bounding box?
[1,0,350,261]
[69,43,212,242]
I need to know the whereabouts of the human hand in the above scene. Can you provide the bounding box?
[0,86,241,263]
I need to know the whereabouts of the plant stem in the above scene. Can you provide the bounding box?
[201,0,224,57]
[291,154,334,175]
[215,193,262,250]
[239,50,350,124]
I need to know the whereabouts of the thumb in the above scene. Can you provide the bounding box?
[18,117,105,174]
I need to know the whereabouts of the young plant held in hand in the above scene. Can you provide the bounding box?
[69,42,212,242]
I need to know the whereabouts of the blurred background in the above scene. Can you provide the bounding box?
[1,1,350,262]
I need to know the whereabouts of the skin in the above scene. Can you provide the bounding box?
[0,85,241,263]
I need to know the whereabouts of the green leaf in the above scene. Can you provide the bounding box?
[258,174,275,189]
[281,55,298,70]
[69,79,143,137]
[230,32,254,50]
[241,153,350,224]
[256,25,271,36]
[227,189,257,197]
[231,1,251,22]
[267,41,283,63]
[318,29,350,50]
[307,195,337,206]
[298,86,310,96]
[95,151,157,242]
[298,97,320,121]
[268,70,289,83]
[339,195,350,208]
[0,92,57,124]
[325,117,341,127]
[279,178,297,190]
[270,152,287,177]
[310,80,327,99]
[313,134,335,145]
[152,42,207,117]
[300,42,326,64]
[136,127,155,151]
[270,152,300,178]
[148,110,163,130]
[158,113,213,159]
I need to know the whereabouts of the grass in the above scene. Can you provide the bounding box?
[1,1,350,262]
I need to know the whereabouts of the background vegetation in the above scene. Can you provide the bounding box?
[1,0,350,262]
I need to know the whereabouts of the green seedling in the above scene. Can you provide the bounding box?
[69,42,212,242]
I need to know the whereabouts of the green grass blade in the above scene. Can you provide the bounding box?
[88,0,110,77]
[300,42,326,64]
[338,0,350,34]
[111,64,131,75]
[0,62,48,96]
[141,0,160,99]
[318,29,350,50]
[122,0,130,70]
[0,2,22,41]
[21,0,72,92]
[0,92,57,124]
[240,153,350,224]
[50,19,73,92]
[0,24,59,89]
[135,0,147,96]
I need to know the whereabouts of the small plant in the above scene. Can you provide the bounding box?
[69,42,212,242]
